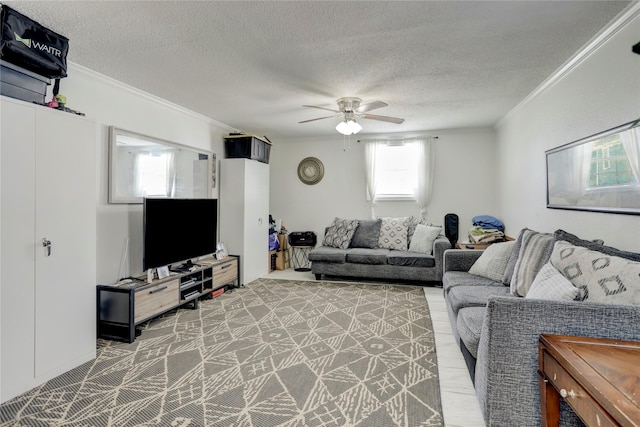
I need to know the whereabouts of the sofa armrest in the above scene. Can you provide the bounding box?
[433,237,452,280]
[443,248,483,273]
[475,296,640,426]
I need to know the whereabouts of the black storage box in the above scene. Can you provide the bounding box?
[288,231,317,247]
[0,59,49,103]
[1,5,69,79]
[224,134,271,164]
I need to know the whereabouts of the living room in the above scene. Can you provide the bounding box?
[1,1,639,426]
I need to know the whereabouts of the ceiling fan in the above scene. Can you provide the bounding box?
[299,97,404,135]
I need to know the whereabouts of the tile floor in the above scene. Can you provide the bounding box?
[265,269,486,427]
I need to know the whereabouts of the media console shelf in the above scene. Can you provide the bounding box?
[97,256,239,343]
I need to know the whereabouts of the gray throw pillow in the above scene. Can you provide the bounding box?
[350,219,383,249]
[469,241,516,282]
[323,217,360,249]
[502,228,528,286]
[510,229,555,297]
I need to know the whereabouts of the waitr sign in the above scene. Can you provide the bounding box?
[0,5,68,78]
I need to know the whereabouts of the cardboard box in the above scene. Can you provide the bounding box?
[277,234,288,250]
[276,249,288,270]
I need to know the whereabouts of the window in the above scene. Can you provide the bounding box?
[588,134,638,188]
[135,152,175,197]
[374,143,419,199]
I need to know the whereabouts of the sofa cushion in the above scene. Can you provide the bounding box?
[457,307,486,358]
[510,229,554,297]
[378,217,410,251]
[408,224,442,255]
[442,271,503,296]
[349,219,382,249]
[345,248,389,265]
[387,251,436,268]
[468,241,516,282]
[323,217,360,249]
[550,240,640,305]
[448,285,512,314]
[308,246,347,264]
[525,262,579,301]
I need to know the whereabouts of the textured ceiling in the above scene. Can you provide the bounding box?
[5,1,632,140]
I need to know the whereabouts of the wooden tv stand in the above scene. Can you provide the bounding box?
[97,256,239,343]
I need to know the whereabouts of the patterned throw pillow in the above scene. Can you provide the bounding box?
[510,229,555,297]
[525,262,579,301]
[408,224,442,255]
[550,241,640,305]
[469,241,516,282]
[323,217,360,249]
[554,229,640,262]
[378,217,410,251]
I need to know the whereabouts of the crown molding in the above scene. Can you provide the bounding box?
[67,62,236,131]
[497,2,640,129]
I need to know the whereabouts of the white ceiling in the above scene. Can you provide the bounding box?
[5,1,632,140]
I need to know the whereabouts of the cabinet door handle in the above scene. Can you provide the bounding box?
[149,286,168,294]
[221,264,230,270]
[42,238,52,256]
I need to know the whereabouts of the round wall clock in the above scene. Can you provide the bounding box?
[297,157,324,185]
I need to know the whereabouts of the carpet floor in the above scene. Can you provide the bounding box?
[0,278,443,427]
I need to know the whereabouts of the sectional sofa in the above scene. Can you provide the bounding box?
[309,216,452,283]
[443,228,640,426]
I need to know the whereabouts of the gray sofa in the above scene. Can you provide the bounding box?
[443,228,640,426]
[309,217,452,283]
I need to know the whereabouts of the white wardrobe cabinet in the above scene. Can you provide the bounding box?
[0,97,97,403]
[219,158,269,285]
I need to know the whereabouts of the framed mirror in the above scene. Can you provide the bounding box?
[546,118,640,215]
[109,127,213,204]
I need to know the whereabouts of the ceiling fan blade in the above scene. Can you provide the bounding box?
[355,101,387,113]
[361,113,405,124]
[299,115,338,124]
[302,105,340,113]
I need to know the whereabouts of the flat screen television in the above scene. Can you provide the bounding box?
[143,198,218,271]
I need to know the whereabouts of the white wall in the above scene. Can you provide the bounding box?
[496,8,640,252]
[50,64,232,284]
[269,128,498,242]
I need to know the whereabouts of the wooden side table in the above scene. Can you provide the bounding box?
[455,235,514,250]
[538,334,640,427]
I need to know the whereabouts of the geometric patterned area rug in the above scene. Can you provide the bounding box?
[0,278,443,427]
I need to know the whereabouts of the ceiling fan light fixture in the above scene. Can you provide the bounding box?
[336,119,362,135]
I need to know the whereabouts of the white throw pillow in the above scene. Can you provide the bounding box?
[408,224,442,255]
[468,241,516,282]
[550,240,640,305]
[525,262,579,301]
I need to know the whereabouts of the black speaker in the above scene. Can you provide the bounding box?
[444,213,459,248]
